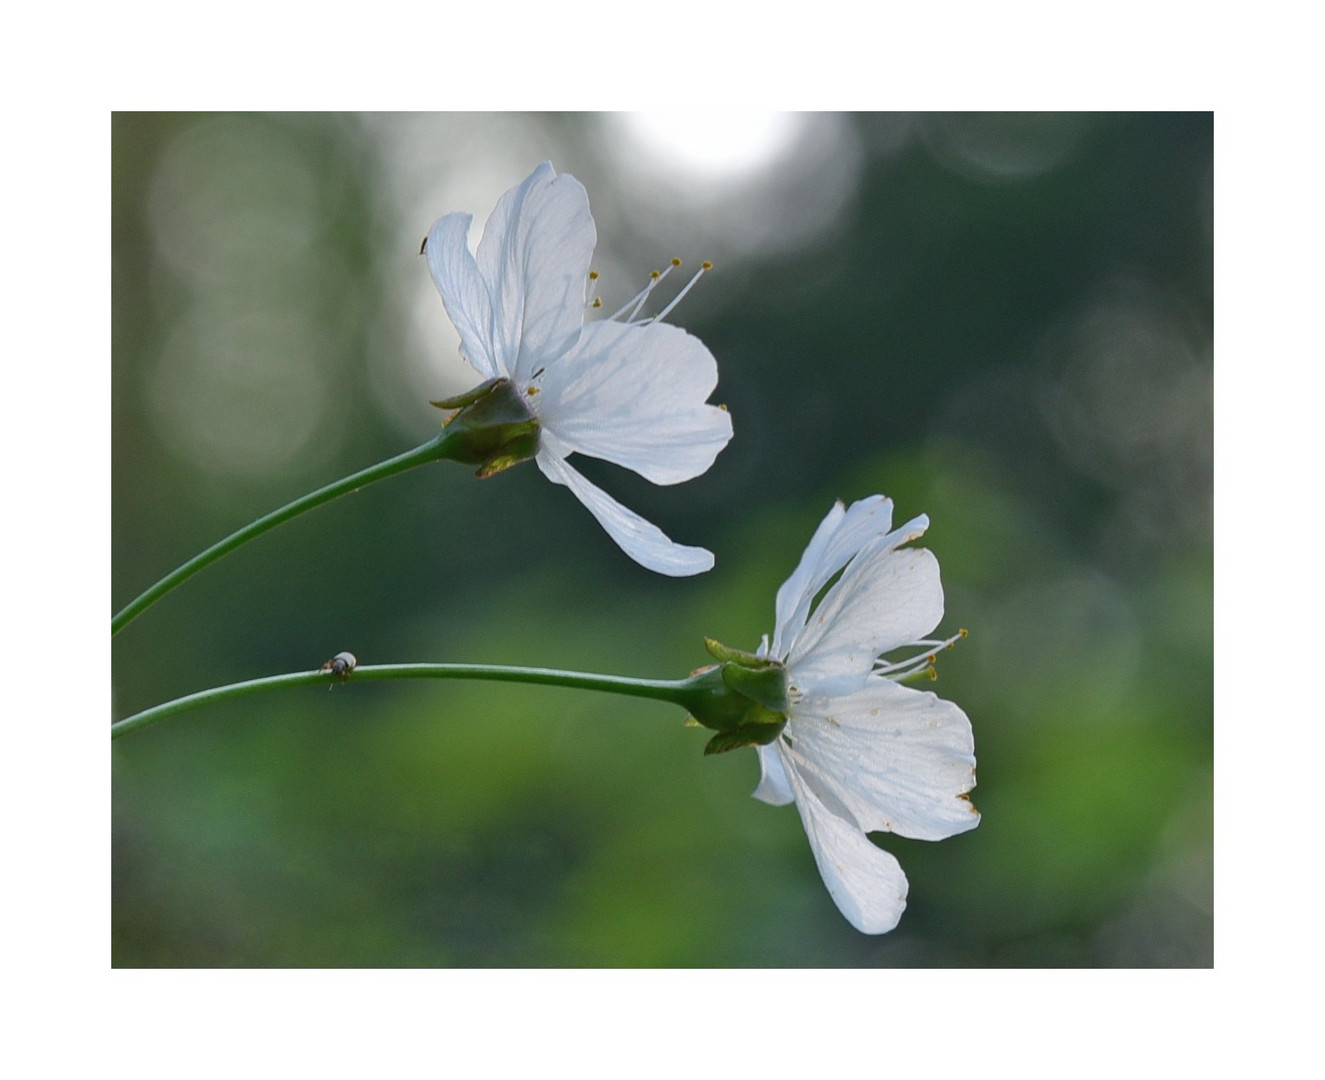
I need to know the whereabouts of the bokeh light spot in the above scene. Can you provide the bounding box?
[597,112,862,258]
[608,112,808,183]
[148,307,329,479]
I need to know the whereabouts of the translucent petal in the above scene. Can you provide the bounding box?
[784,762,909,934]
[771,497,897,657]
[535,319,732,485]
[785,678,979,841]
[473,162,596,384]
[771,501,846,657]
[534,450,715,576]
[788,545,944,698]
[424,212,500,380]
[752,742,795,806]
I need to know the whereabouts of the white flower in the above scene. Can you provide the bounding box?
[424,162,733,576]
[752,496,979,934]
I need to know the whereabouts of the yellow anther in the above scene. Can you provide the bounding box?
[526,386,540,396]
[959,628,969,638]
[671,257,682,267]
[927,667,938,681]
[701,260,713,270]
[650,270,660,280]
[718,403,728,411]
[588,270,599,280]
[592,298,602,308]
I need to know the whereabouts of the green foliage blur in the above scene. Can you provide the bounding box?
[112,112,1212,967]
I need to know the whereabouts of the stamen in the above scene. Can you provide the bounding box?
[895,663,937,685]
[610,264,671,323]
[606,284,649,322]
[873,628,967,682]
[647,260,711,325]
[874,653,934,680]
[607,260,685,323]
[584,269,600,310]
[626,270,662,322]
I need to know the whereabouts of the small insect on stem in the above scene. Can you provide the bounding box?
[320,651,358,689]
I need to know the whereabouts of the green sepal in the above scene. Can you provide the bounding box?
[720,660,791,715]
[432,378,541,478]
[701,636,790,714]
[430,377,505,411]
[703,720,786,756]
[704,638,779,669]
[473,429,542,478]
[679,641,790,754]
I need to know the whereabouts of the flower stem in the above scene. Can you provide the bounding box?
[111,433,455,637]
[111,663,710,742]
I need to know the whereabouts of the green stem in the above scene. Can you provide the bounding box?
[111,663,712,742]
[112,433,454,637]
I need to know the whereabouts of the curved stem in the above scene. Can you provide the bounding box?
[111,663,706,742]
[112,434,454,637]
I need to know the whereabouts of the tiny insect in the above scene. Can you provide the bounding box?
[320,651,358,682]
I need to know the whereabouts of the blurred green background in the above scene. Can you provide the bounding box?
[112,112,1212,967]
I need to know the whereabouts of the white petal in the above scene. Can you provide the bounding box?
[473,162,596,384]
[770,500,846,657]
[535,450,715,576]
[771,497,896,657]
[752,742,795,806]
[424,212,501,380]
[785,678,980,841]
[784,762,909,934]
[788,545,944,698]
[536,319,732,485]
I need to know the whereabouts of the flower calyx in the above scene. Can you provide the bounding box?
[682,638,790,756]
[432,378,541,478]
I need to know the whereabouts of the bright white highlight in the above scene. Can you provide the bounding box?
[598,113,862,259]
[609,112,808,182]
